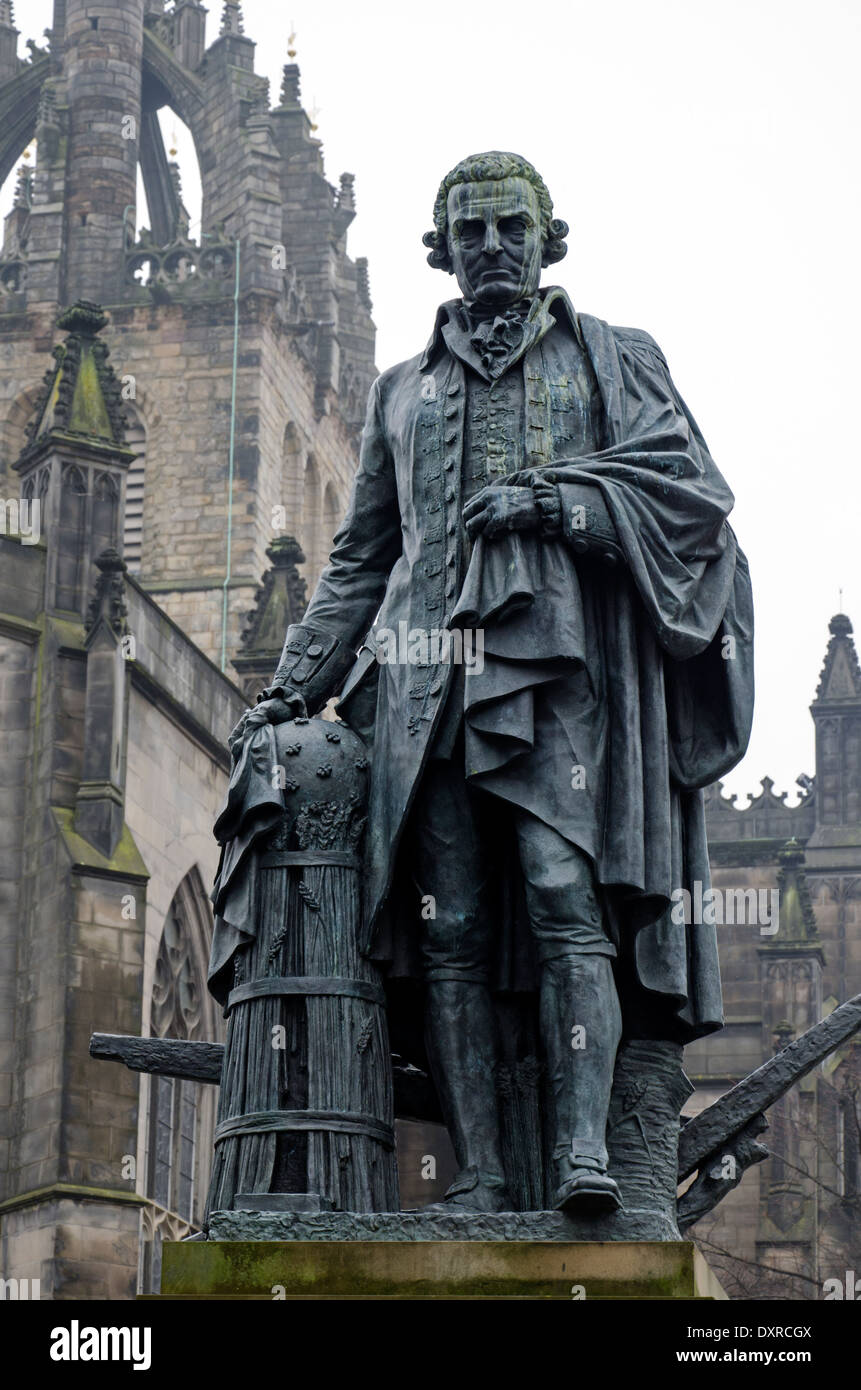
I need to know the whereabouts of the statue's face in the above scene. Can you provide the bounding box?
[446,177,543,307]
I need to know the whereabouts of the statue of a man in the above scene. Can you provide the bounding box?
[235,152,754,1216]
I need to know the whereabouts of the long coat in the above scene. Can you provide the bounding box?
[216,288,754,1043]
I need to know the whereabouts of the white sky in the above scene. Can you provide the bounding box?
[7,0,861,805]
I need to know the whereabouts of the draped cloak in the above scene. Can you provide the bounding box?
[209,288,754,1045]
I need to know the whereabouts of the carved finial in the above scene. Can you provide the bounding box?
[94,547,126,575]
[220,1,244,35]
[13,164,32,208]
[355,256,372,311]
[338,172,355,212]
[56,299,109,337]
[777,836,804,866]
[0,2,16,29]
[266,534,306,568]
[772,1020,795,1052]
[280,62,301,107]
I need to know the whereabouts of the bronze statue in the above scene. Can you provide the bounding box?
[215,151,755,1219]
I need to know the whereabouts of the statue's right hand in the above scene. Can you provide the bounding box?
[228,690,307,749]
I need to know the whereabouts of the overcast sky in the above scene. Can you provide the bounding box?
[8,0,861,805]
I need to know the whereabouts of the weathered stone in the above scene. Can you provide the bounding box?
[160,1233,727,1300]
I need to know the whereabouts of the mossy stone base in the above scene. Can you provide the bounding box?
[158,1239,727,1300]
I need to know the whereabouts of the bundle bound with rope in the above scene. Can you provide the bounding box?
[205,710,398,1218]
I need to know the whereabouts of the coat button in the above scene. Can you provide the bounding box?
[447,382,460,396]
[445,580,454,597]
[446,552,455,567]
[446,520,456,535]
[445,430,457,444]
[306,644,323,657]
[444,457,455,471]
[445,404,458,418]
[445,486,455,502]
[429,679,442,696]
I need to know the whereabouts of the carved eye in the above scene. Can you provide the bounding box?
[499,215,528,239]
[457,219,484,246]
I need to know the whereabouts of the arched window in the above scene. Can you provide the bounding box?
[122,405,147,572]
[139,869,218,1294]
[280,420,302,530]
[0,383,46,483]
[92,471,120,560]
[135,108,202,248]
[56,464,87,612]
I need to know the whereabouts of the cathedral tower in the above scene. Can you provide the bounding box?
[0,0,375,669]
[0,1,374,1297]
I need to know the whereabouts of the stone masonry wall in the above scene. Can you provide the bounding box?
[0,298,360,670]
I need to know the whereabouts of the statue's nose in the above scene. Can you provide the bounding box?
[481,223,502,255]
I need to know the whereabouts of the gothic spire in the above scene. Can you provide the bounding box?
[19,301,132,459]
[773,839,819,945]
[813,612,861,705]
[220,1,244,36]
[280,62,301,107]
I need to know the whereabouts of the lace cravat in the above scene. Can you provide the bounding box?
[468,304,529,375]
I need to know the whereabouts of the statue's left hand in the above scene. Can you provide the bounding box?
[463,485,540,539]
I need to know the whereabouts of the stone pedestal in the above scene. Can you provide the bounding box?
[157,1218,727,1299]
